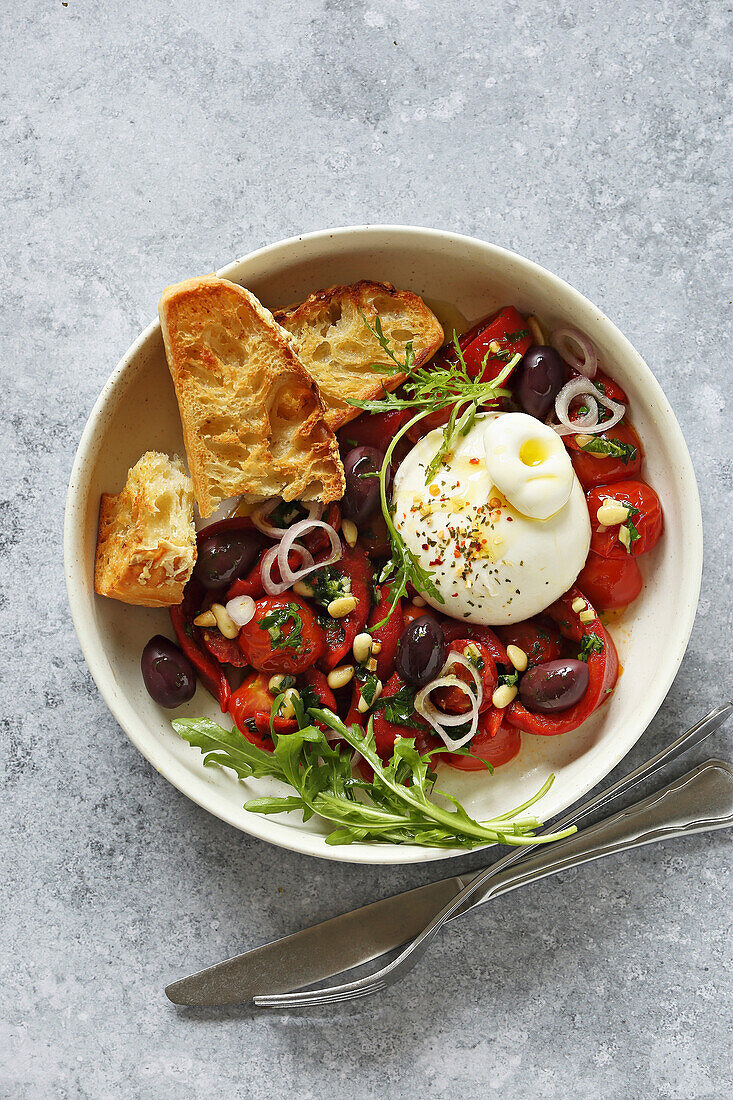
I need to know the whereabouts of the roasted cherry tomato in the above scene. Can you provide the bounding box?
[505,588,619,736]
[433,639,497,715]
[496,617,563,668]
[566,422,643,488]
[576,551,643,610]
[587,480,663,559]
[444,709,521,771]
[583,368,628,405]
[238,594,326,674]
[228,671,296,751]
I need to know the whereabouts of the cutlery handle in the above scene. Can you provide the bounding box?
[456,759,733,914]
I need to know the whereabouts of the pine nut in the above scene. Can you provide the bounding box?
[194,610,217,628]
[341,519,358,547]
[268,674,288,694]
[211,603,239,639]
[574,434,596,448]
[596,499,628,526]
[579,609,595,624]
[327,595,358,618]
[353,632,373,663]
[527,314,547,345]
[357,679,382,713]
[366,657,378,672]
[327,665,355,690]
[371,639,382,656]
[463,642,481,662]
[293,580,314,597]
[507,644,528,672]
[492,684,518,709]
[412,596,426,607]
[278,687,300,720]
[571,597,587,614]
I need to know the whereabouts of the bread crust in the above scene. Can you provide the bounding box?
[274,280,443,431]
[94,452,197,607]
[158,276,345,517]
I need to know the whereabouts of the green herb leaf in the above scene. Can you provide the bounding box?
[259,603,304,650]
[579,633,604,662]
[371,682,425,729]
[307,565,352,608]
[577,435,637,465]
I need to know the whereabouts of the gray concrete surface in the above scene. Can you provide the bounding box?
[2,1,732,1097]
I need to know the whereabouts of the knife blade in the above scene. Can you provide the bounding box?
[166,874,468,1005]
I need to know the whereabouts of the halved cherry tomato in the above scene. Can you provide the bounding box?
[505,588,619,736]
[496,617,563,668]
[444,709,521,771]
[440,618,510,667]
[238,594,326,674]
[228,671,296,751]
[576,551,643,609]
[433,639,497,715]
[199,626,249,667]
[566,422,643,488]
[587,480,663,559]
[315,544,373,671]
[581,368,628,405]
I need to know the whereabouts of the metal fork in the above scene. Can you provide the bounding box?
[254,701,732,1008]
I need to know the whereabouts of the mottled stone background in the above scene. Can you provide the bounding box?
[2,1,731,1097]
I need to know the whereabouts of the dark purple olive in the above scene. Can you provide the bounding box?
[141,635,196,708]
[396,615,446,688]
[517,345,565,420]
[194,531,260,589]
[519,658,589,713]
[342,446,384,524]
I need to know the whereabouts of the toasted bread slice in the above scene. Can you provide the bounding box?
[94,452,196,607]
[274,281,443,431]
[159,276,345,517]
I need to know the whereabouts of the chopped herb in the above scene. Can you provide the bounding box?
[498,670,520,688]
[308,565,352,608]
[267,500,308,528]
[371,683,425,729]
[579,633,604,662]
[503,328,530,342]
[578,436,637,465]
[259,603,304,650]
[359,675,380,709]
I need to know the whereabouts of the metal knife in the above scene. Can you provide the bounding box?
[165,875,469,1004]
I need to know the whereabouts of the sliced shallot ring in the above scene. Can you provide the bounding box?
[278,519,341,585]
[251,497,323,539]
[414,652,483,751]
[225,594,256,628]
[550,376,626,437]
[550,326,598,378]
[261,543,314,596]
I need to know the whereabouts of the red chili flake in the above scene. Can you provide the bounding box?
[469,458,479,465]
[453,548,461,558]
[429,558,444,567]
[506,516,513,522]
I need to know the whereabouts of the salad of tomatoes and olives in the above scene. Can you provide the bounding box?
[142,305,663,848]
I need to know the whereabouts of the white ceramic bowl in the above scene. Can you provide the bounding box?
[64,226,702,865]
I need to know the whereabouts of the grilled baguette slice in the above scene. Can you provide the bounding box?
[274,281,443,431]
[159,276,345,517]
[94,451,196,607]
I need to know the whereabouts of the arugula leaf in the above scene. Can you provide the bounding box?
[579,633,604,662]
[172,711,578,850]
[259,603,303,650]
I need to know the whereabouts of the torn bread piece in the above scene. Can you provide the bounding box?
[274,280,443,431]
[94,451,196,607]
[159,275,345,518]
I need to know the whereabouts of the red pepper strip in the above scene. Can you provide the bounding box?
[170,601,231,712]
[199,627,249,668]
[228,671,296,751]
[368,586,404,682]
[318,544,373,672]
[505,588,619,736]
[298,667,338,733]
[338,407,414,454]
[459,306,532,382]
[370,672,429,757]
[440,618,509,666]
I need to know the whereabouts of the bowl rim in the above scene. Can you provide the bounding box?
[64,224,703,865]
